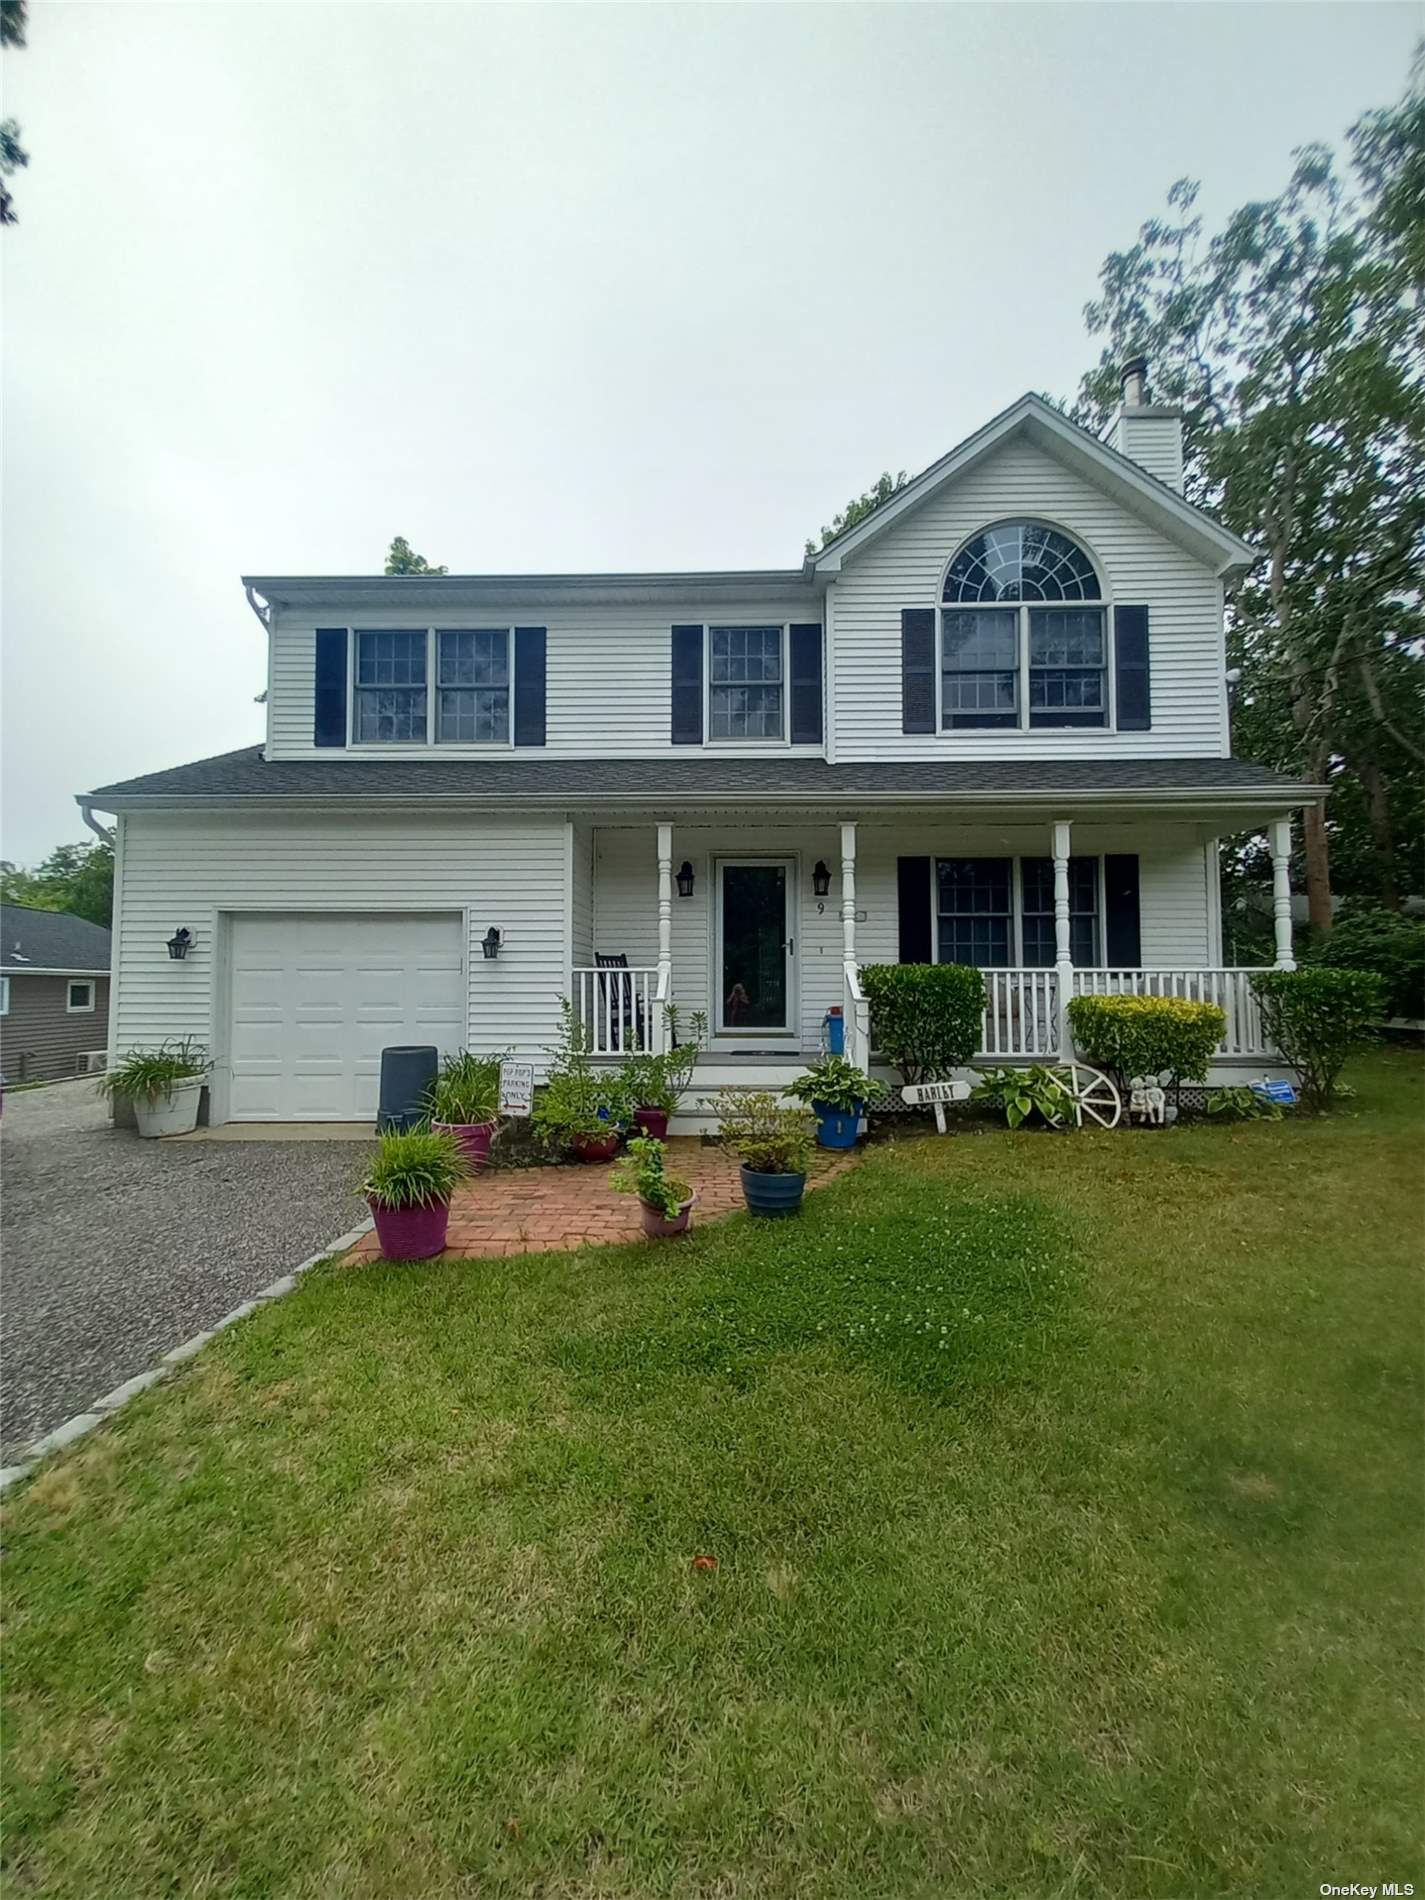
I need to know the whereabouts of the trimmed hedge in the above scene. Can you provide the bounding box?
[1066,993,1226,1088]
[1250,967,1384,1108]
[860,963,985,1084]
[1310,908,1425,1021]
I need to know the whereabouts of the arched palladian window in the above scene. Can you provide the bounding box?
[940,521,1107,730]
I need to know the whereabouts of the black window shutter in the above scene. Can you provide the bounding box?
[1104,854,1142,966]
[1114,605,1151,731]
[671,625,704,745]
[314,628,348,747]
[513,626,547,746]
[897,857,933,963]
[789,623,823,745]
[901,608,936,733]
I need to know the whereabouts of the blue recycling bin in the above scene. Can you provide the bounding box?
[823,1007,845,1056]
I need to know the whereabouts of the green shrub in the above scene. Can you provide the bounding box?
[1066,994,1225,1089]
[1250,967,1384,1109]
[1309,908,1425,1020]
[426,1050,503,1126]
[712,1090,815,1176]
[362,1127,469,1209]
[860,963,985,1084]
[972,1064,1073,1129]
[97,1038,209,1103]
[610,1135,693,1218]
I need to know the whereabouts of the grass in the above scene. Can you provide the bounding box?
[3,1050,1422,1899]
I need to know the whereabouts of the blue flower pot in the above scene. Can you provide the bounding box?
[740,1165,807,1218]
[813,1102,862,1149]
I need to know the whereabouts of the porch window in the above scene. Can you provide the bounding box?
[936,858,1012,966]
[709,627,783,740]
[437,629,510,743]
[354,630,427,742]
[1021,857,1100,966]
[941,521,1107,730]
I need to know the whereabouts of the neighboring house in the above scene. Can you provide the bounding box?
[81,367,1322,1125]
[0,905,112,1083]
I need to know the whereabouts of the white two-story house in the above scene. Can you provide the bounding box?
[83,367,1322,1124]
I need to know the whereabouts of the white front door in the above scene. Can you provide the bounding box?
[714,859,796,1037]
[228,911,464,1120]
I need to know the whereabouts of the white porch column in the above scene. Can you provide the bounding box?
[1052,818,1074,1057]
[840,822,866,1070]
[840,822,858,967]
[656,823,674,1051]
[1269,816,1296,970]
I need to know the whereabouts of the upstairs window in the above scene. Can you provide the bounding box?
[942,522,1107,730]
[709,626,784,740]
[354,630,427,742]
[437,630,510,743]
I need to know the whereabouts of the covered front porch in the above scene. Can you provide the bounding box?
[567,804,1302,1075]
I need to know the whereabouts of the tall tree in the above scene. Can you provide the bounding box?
[383,536,448,576]
[1075,56,1425,930]
[805,471,909,557]
[1,0,29,227]
[0,838,114,928]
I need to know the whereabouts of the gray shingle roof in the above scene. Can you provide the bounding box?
[2,905,112,972]
[85,745,1317,804]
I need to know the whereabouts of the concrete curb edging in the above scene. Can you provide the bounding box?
[0,1221,374,1495]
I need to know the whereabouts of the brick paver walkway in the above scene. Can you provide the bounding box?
[346,1139,858,1262]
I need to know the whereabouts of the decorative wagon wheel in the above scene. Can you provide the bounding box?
[1045,1063,1122,1131]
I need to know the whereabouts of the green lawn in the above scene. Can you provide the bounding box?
[5,1052,1423,1899]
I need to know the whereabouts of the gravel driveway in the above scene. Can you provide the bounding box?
[1,1081,374,1459]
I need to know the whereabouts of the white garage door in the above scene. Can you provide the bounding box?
[229,912,464,1121]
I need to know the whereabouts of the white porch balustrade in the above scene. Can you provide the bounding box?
[571,966,660,1057]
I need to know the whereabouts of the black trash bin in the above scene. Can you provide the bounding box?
[377,1045,438,1133]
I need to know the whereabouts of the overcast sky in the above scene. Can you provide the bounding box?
[2,1,1417,862]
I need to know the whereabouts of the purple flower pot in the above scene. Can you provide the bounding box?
[572,1131,621,1163]
[432,1119,495,1172]
[632,1107,670,1141]
[639,1192,696,1238]
[367,1195,451,1261]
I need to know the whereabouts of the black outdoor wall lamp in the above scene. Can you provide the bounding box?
[812,860,832,898]
[166,927,194,961]
[676,861,696,899]
[481,927,502,960]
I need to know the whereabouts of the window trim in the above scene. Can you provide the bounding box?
[932,855,1106,969]
[703,623,791,747]
[0,974,9,1016]
[66,978,97,1014]
[346,628,516,750]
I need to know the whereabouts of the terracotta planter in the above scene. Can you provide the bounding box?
[133,1079,204,1138]
[367,1195,451,1261]
[572,1130,620,1163]
[739,1165,806,1218]
[639,1191,697,1238]
[432,1119,495,1172]
[632,1106,670,1141]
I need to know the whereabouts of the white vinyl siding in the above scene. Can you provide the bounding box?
[830,435,1227,759]
[266,599,823,761]
[111,810,573,1118]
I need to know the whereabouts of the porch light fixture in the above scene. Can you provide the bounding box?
[481,927,502,960]
[676,861,696,899]
[812,860,832,898]
[166,927,194,961]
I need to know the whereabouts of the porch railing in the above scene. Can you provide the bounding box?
[1069,967,1272,1058]
[572,965,660,1057]
[978,968,1061,1059]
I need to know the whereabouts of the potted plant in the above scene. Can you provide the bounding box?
[622,1009,707,1140]
[362,1125,469,1260]
[97,1038,209,1137]
[787,1053,882,1149]
[533,999,629,1160]
[427,1050,503,1171]
[610,1134,698,1237]
[710,1088,816,1217]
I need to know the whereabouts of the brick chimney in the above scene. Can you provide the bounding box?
[1112,354,1184,492]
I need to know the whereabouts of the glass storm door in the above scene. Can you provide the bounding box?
[717,860,794,1034]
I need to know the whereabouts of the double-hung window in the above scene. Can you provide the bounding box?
[354,630,427,742]
[352,629,513,744]
[941,521,1107,731]
[1020,857,1100,967]
[936,858,1013,967]
[437,630,510,743]
[709,626,783,740]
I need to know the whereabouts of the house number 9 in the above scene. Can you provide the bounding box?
[816,901,825,914]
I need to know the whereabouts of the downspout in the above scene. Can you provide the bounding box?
[77,797,115,846]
